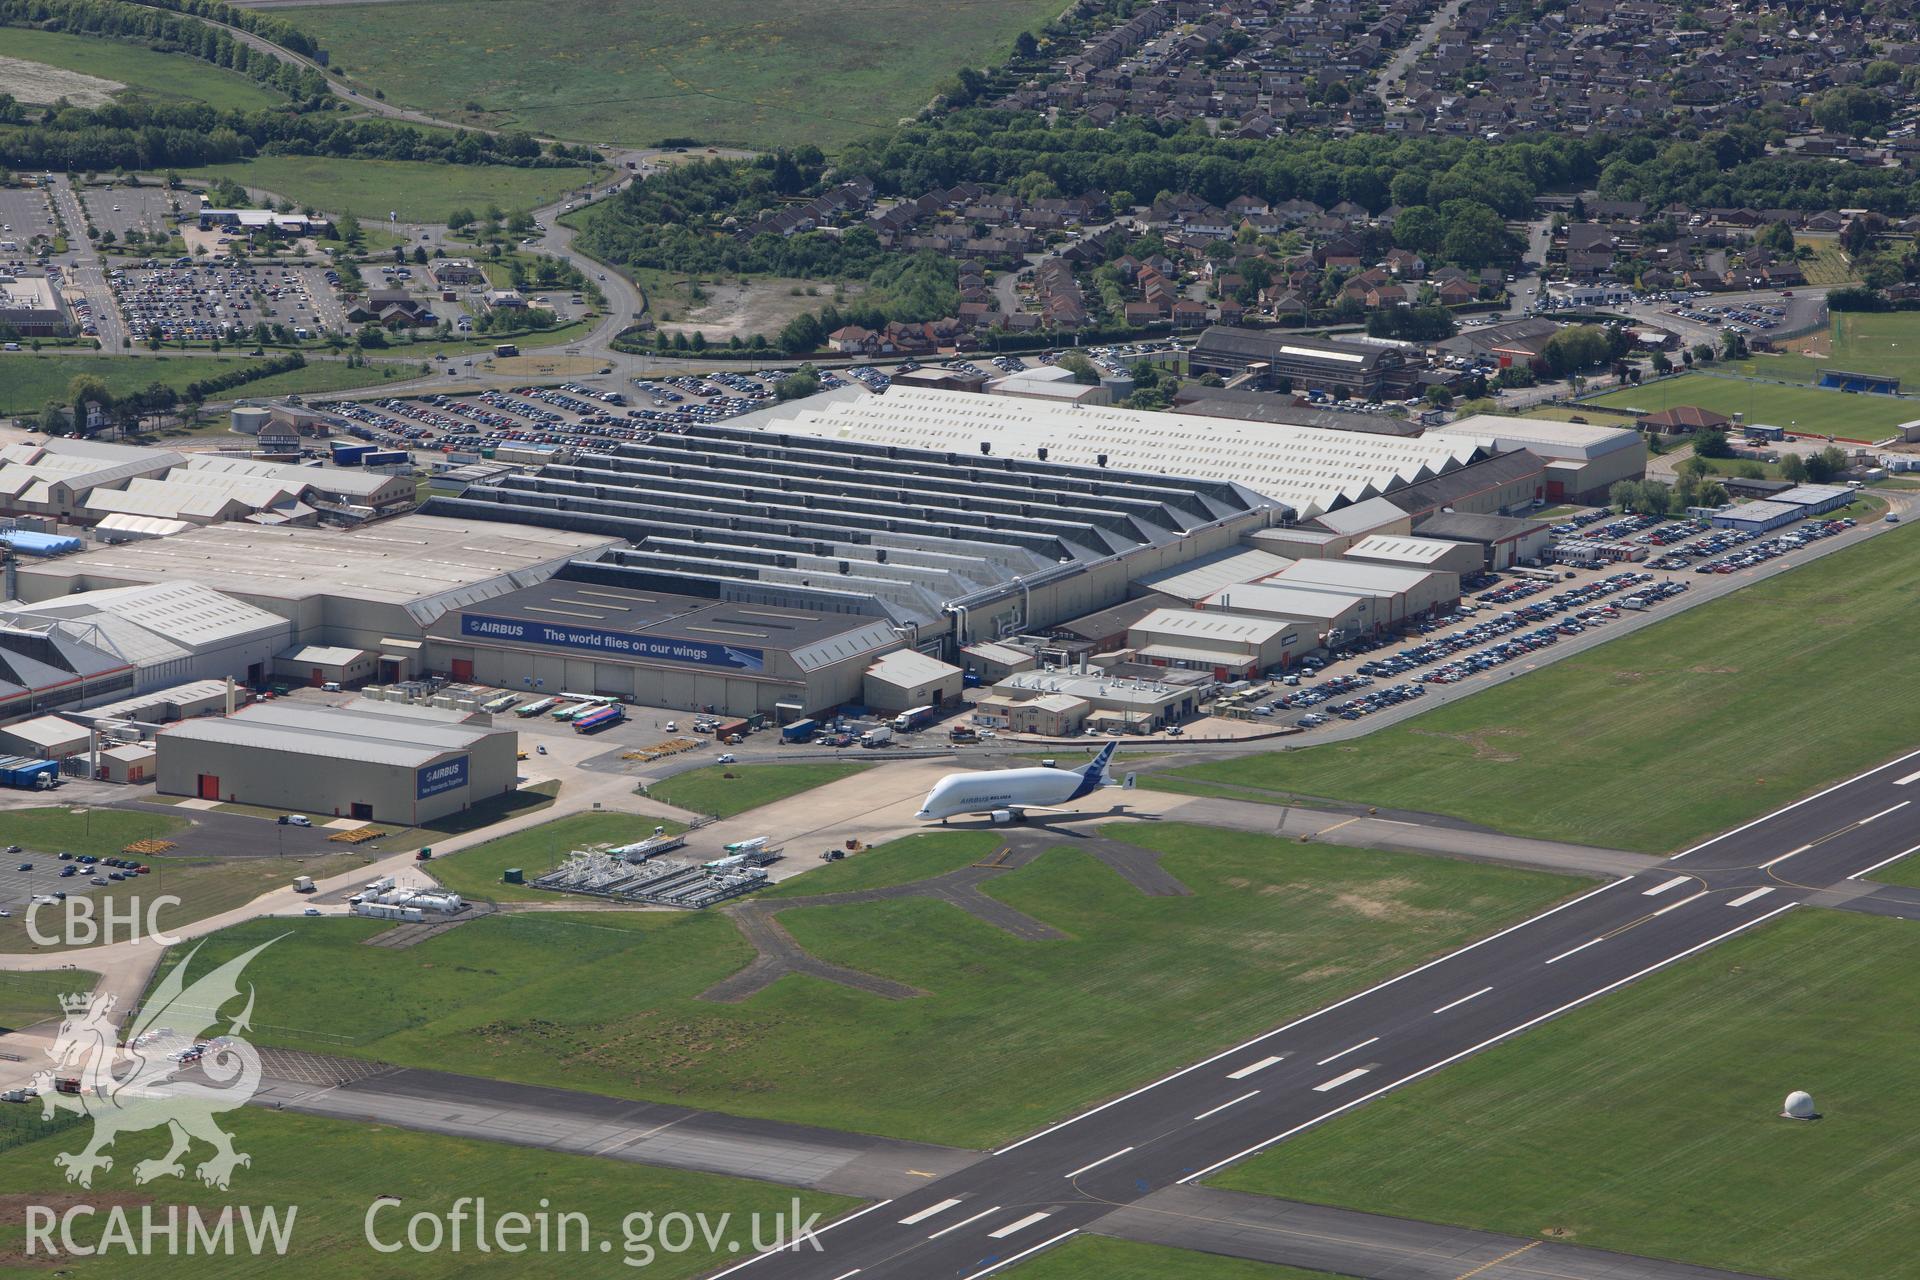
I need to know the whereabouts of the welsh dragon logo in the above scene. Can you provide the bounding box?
[32,938,279,1190]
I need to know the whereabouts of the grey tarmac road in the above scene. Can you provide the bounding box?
[699,742,1920,1279]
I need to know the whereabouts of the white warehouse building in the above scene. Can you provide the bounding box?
[2,581,291,693]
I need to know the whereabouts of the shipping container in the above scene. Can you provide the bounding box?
[780,718,817,743]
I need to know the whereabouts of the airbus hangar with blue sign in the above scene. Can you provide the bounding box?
[156,701,518,826]
[426,578,902,718]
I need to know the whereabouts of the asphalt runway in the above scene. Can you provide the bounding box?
[713,745,1920,1279]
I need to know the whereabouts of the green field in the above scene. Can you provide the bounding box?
[0,1107,852,1278]
[0,969,101,1032]
[167,826,1580,1146]
[646,761,870,820]
[0,354,403,414]
[182,156,602,223]
[1585,372,1915,439]
[281,0,1065,149]
[1155,522,1920,854]
[1009,1237,1323,1279]
[429,810,686,902]
[1217,910,1920,1280]
[1,27,286,111]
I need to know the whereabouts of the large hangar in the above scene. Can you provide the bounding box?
[156,701,517,825]
[427,576,900,717]
[422,421,1279,656]
[11,516,619,666]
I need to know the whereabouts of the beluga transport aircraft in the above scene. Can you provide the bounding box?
[915,741,1134,824]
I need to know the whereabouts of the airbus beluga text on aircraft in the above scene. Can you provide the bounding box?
[914,741,1134,824]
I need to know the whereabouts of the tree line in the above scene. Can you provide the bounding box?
[0,96,582,172]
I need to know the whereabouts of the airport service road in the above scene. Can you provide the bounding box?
[713,748,1920,1280]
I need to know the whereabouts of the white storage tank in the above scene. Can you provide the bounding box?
[231,406,272,435]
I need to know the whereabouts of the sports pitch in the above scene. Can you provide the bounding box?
[1583,372,1917,438]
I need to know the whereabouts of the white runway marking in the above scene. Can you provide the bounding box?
[988,877,1631,1156]
[1673,746,1920,858]
[1432,986,1493,1014]
[704,1199,894,1278]
[898,1199,961,1225]
[1726,887,1775,907]
[830,1271,862,1280]
[1861,801,1910,824]
[1313,1067,1371,1092]
[1194,1091,1259,1121]
[1063,1148,1133,1179]
[1642,875,1690,896]
[1316,1037,1378,1066]
[960,1230,1077,1279]
[1177,902,1799,1186]
[928,1207,1000,1240]
[1650,890,1707,918]
[1227,1055,1284,1080]
[1759,844,1812,870]
[1545,937,1604,964]
[1850,843,1920,881]
[989,1212,1052,1239]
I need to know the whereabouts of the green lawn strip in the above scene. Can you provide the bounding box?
[0,1108,853,1278]
[181,157,603,223]
[430,810,686,903]
[758,830,1004,899]
[1007,1236,1326,1279]
[646,762,870,820]
[1157,521,1920,854]
[1215,910,1920,1280]
[1865,848,1920,889]
[0,806,185,858]
[0,969,101,1032]
[161,829,1580,1147]
[0,354,400,414]
[285,0,1067,150]
[2,27,286,111]
[1585,372,1914,437]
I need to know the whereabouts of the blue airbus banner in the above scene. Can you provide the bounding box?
[417,755,469,800]
[459,614,767,673]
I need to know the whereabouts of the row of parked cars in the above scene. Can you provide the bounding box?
[1693,518,1854,572]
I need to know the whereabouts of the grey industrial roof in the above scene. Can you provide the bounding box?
[1171,388,1424,436]
[160,702,503,768]
[16,516,617,608]
[867,649,963,686]
[1414,511,1550,542]
[1775,484,1853,506]
[1381,450,1546,516]
[9,581,287,651]
[1312,495,1408,536]
[1191,326,1397,371]
[425,416,1274,626]
[1133,547,1295,602]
